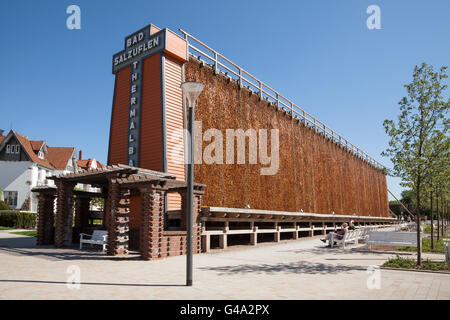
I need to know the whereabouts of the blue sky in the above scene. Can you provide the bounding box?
[0,0,449,200]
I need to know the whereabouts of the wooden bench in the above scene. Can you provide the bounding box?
[366,231,419,250]
[80,230,108,252]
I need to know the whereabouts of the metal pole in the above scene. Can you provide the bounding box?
[387,189,415,218]
[186,101,195,286]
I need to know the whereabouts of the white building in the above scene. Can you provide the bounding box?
[76,153,105,211]
[0,130,78,212]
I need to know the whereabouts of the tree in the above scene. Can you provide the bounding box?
[400,189,415,212]
[382,62,449,265]
[423,130,449,248]
[91,197,105,210]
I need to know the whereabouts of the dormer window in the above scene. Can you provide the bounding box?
[38,151,44,159]
[5,144,20,154]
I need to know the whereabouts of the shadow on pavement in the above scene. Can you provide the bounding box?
[0,235,141,261]
[276,246,410,257]
[199,261,366,275]
[0,279,185,287]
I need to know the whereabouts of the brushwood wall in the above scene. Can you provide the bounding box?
[185,58,389,217]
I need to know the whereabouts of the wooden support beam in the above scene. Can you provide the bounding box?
[250,226,258,246]
[219,233,227,249]
[274,230,280,242]
[202,234,210,253]
[293,222,299,240]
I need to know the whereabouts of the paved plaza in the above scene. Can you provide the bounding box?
[0,230,449,300]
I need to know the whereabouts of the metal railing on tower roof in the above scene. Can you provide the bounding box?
[178,29,386,170]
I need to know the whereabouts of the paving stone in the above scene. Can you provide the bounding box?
[0,231,449,299]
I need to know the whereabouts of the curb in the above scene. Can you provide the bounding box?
[380,266,450,275]
[351,249,414,256]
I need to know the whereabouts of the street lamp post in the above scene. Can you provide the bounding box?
[180,81,204,287]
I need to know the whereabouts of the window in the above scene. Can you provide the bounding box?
[5,145,20,154]
[38,151,44,159]
[4,191,18,207]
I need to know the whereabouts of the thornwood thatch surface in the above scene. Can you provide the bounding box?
[185,59,389,217]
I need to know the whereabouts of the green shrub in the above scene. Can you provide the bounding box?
[0,212,37,229]
[0,201,11,210]
[0,212,16,227]
[383,255,450,271]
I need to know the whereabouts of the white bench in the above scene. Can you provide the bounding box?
[444,239,450,262]
[357,228,369,243]
[80,230,108,252]
[357,227,379,243]
[331,229,359,248]
[366,231,419,250]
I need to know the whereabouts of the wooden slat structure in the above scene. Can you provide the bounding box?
[199,207,396,252]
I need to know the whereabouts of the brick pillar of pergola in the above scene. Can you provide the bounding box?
[54,181,76,247]
[140,185,165,260]
[107,180,130,256]
[180,189,203,254]
[193,191,203,253]
[36,192,56,245]
[73,196,91,242]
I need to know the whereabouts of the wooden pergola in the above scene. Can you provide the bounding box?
[33,164,205,260]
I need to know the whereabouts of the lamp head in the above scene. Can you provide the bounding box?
[181,82,204,107]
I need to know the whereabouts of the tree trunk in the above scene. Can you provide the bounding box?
[437,195,440,241]
[430,191,434,249]
[416,183,422,265]
[441,194,445,238]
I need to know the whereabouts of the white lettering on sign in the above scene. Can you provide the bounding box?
[126,32,144,48]
[114,37,160,67]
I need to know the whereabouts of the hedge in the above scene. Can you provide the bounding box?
[0,201,10,210]
[0,212,37,229]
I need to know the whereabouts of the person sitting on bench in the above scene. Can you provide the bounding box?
[320,223,348,246]
[348,220,356,230]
